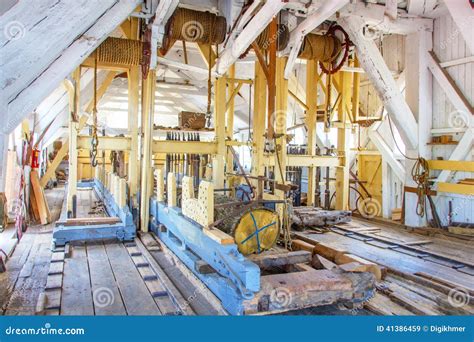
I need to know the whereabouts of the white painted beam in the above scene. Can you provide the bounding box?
[427,51,474,116]
[404,31,433,228]
[216,0,286,75]
[4,0,141,135]
[407,0,438,16]
[150,0,179,69]
[157,57,217,76]
[339,2,433,34]
[444,0,474,54]
[384,0,398,21]
[368,130,405,182]
[0,133,8,193]
[284,0,349,79]
[339,16,418,148]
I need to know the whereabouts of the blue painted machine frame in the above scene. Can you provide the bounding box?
[149,197,260,315]
[52,179,136,247]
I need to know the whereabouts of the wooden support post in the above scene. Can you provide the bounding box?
[0,133,8,193]
[119,178,127,208]
[226,65,236,176]
[114,175,120,205]
[167,172,177,207]
[352,56,360,122]
[154,168,164,202]
[213,77,226,188]
[267,18,277,140]
[339,16,418,148]
[404,31,433,227]
[251,62,267,188]
[335,71,350,210]
[128,66,140,196]
[305,60,318,206]
[140,72,156,232]
[67,68,81,215]
[274,57,288,215]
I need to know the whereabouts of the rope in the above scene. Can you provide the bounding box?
[96,37,142,65]
[299,34,341,62]
[168,8,226,44]
[90,56,99,167]
[386,113,430,217]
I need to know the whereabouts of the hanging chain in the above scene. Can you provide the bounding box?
[91,54,99,167]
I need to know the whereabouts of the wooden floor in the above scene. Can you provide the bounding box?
[2,189,473,316]
[294,219,474,315]
[0,187,224,316]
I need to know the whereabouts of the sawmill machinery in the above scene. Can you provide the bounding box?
[149,171,375,315]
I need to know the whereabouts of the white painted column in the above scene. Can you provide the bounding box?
[0,133,8,193]
[404,31,433,227]
[339,16,418,149]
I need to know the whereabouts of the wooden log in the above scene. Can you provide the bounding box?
[292,207,352,229]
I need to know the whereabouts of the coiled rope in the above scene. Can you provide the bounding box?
[387,113,430,217]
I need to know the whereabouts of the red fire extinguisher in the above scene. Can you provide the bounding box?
[31,148,40,169]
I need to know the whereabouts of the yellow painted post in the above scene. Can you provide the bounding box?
[67,68,81,214]
[335,71,350,210]
[128,66,140,196]
[251,62,267,188]
[213,77,226,188]
[140,71,156,232]
[306,60,318,207]
[226,65,236,176]
[352,56,360,122]
[275,57,288,215]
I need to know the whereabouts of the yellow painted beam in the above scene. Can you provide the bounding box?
[128,66,140,196]
[225,77,253,85]
[428,160,474,172]
[263,155,340,168]
[251,61,267,189]
[77,136,131,151]
[437,182,474,195]
[197,43,216,69]
[305,59,318,206]
[85,71,117,113]
[213,76,226,188]
[335,70,350,210]
[152,140,217,154]
[226,65,236,176]
[39,115,88,187]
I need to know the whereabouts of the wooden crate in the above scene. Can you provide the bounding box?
[178,111,206,130]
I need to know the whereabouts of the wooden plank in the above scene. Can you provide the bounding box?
[30,170,50,224]
[61,245,94,315]
[56,217,121,227]
[86,243,126,315]
[291,239,316,254]
[203,228,234,245]
[5,241,52,315]
[428,160,474,172]
[437,182,474,195]
[249,250,311,270]
[104,242,161,315]
[135,237,196,316]
[48,261,64,275]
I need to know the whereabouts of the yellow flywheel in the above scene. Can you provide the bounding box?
[234,208,280,256]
